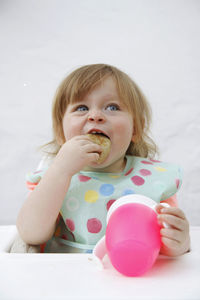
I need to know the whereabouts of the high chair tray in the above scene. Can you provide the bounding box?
[0,225,199,300]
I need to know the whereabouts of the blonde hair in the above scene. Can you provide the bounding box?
[44,64,158,158]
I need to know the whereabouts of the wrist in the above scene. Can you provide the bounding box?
[50,157,73,180]
[53,143,81,177]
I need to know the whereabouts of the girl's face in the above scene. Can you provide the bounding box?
[62,76,135,173]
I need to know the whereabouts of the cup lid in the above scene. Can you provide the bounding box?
[106,194,157,223]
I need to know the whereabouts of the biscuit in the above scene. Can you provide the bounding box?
[87,134,111,164]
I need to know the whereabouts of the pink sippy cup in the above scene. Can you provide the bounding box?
[93,194,163,277]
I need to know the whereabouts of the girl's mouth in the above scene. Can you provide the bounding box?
[88,130,110,139]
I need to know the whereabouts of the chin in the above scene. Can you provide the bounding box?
[87,156,126,173]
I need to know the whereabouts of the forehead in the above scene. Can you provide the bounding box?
[68,76,119,104]
[67,74,131,111]
[83,77,119,100]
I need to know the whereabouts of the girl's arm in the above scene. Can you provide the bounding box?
[156,195,190,256]
[17,136,101,245]
[17,162,72,245]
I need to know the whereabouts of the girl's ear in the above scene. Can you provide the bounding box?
[131,123,137,142]
[131,134,136,142]
[132,117,144,143]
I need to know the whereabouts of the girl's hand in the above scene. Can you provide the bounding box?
[53,135,102,176]
[155,204,190,257]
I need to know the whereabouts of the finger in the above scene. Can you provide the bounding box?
[155,204,167,214]
[160,227,184,243]
[82,143,102,153]
[161,236,180,249]
[160,207,186,219]
[70,135,96,143]
[86,152,100,162]
[158,214,188,231]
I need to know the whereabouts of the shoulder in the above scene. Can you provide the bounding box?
[126,155,182,174]
[26,155,54,190]
[125,155,182,200]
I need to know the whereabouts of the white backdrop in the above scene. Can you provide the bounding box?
[0,0,199,225]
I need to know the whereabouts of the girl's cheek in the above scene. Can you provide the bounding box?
[63,118,82,140]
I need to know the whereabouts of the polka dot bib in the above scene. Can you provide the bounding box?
[26,155,182,252]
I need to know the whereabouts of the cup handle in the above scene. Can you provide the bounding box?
[93,236,106,270]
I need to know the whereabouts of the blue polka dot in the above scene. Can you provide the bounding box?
[99,184,114,196]
[86,249,93,254]
[122,189,135,196]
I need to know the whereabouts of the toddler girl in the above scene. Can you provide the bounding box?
[17,64,190,256]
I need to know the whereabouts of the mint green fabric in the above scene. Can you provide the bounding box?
[26,155,182,252]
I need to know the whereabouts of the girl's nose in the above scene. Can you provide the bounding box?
[88,110,105,123]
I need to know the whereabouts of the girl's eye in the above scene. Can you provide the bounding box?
[106,104,120,111]
[75,105,88,112]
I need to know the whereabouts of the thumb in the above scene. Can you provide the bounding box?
[155,203,166,214]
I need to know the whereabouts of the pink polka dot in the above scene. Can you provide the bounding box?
[87,218,102,233]
[176,179,180,189]
[66,219,75,232]
[150,159,161,163]
[139,169,152,176]
[131,175,145,186]
[141,160,153,165]
[107,199,116,211]
[124,168,134,176]
[78,175,91,182]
